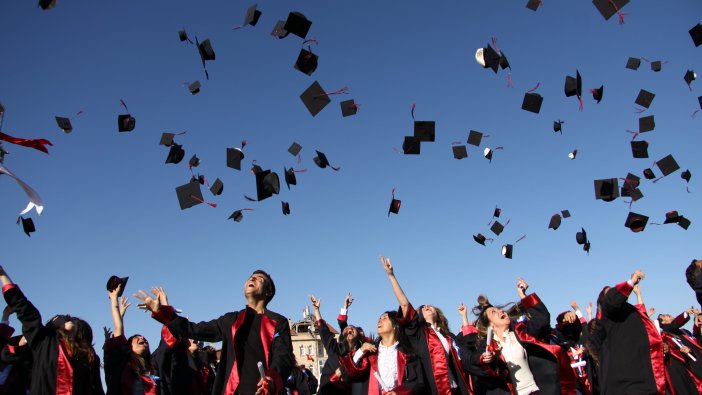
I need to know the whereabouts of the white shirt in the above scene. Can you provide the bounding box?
[495,330,539,395]
[377,341,399,391]
[431,326,458,389]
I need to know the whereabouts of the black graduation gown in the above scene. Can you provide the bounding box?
[315,318,353,395]
[2,284,104,395]
[661,335,699,395]
[599,282,665,395]
[342,344,425,395]
[0,335,32,395]
[103,335,159,395]
[152,305,293,395]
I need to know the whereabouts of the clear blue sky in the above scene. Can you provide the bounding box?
[1,1,700,348]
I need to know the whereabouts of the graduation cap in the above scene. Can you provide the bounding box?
[490,221,505,236]
[681,169,692,183]
[226,148,245,171]
[656,154,680,177]
[501,244,513,259]
[631,140,649,158]
[18,216,35,237]
[548,214,562,230]
[635,89,655,109]
[643,168,656,180]
[106,276,129,297]
[414,121,435,142]
[522,91,543,113]
[639,115,655,133]
[452,145,468,159]
[402,136,421,155]
[284,167,298,189]
[313,150,339,170]
[622,172,641,190]
[679,217,692,230]
[165,144,185,164]
[340,99,358,117]
[568,150,578,160]
[576,228,590,253]
[178,29,190,42]
[288,142,302,157]
[592,0,629,21]
[282,201,290,216]
[188,81,201,95]
[160,133,175,146]
[197,38,215,79]
[526,0,541,10]
[467,130,483,146]
[210,178,223,196]
[625,212,649,233]
[244,4,262,27]
[493,207,502,218]
[473,233,490,246]
[690,22,702,47]
[190,174,206,185]
[229,210,245,222]
[594,178,619,202]
[38,0,56,10]
[564,71,583,109]
[476,45,502,73]
[118,114,136,132]
[561,210,571,218]
[271,20,288,38]
[55,116,72,133]
[189,154,201,168]
[626,57,641,70]
[664,210,683,224]
[175,180,204,210]
[284,11,312,39]
[553,120,564,133]
[294,48,318,76]
[255,169,280,201]
[591,85,604,103]
[685,70,697,89]
[300,81,330,117]
[650,61,662,72]
[388,193,401,216]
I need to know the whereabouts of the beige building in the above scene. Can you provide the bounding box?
[289,309,339,381]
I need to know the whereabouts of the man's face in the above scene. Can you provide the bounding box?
[244,273,268,300]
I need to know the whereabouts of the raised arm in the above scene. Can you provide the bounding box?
[517,278,551,340]
[108,285,130,338]
[380,256,410,317]
[311,295,342,357]
[337,293,353,332]
[633,285,644,306]
[602,270,644,318]
[0,265,48,350]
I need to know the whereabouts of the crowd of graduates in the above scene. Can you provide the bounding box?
[1,258,702,395]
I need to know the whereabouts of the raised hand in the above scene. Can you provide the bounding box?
[134,290,161,313]
[517,278,528,298]
[633,285,641,296]
[458,303,468,318]
[103,326,113,340]
[570,300,579,311]
[563,311,577,324]
[151,287,169,306]
[344,292,354,309]
[380,255,393,275]
[586,303,593,321]
[108,283,122,302]
[310,295,321,309]
[647,307,655,318]
[118,296,130,318]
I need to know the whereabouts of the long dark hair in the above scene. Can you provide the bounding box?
[126,334,153,377]
[374,311,414,357]
[416,305,451,335]
[471,295,517,340]
[338,325,363,356]
[53,315,98,365]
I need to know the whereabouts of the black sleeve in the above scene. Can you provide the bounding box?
[307,369,318,394]
[155,306,226,343]
[457,337,493,377]
[2,286,49,352]
[521,294,551,340]
[602,282,633,318]
[317,320,341,358]
[269,315,295,390]
[399,354,425,394]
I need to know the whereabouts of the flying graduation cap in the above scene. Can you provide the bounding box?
[388,188,401,216]
[117,100,135,132]
[196,38,215,80]
[564,70,583,110]
[243,4,262,27]
[576,228,591,254]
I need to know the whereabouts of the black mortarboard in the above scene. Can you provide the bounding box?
[118,114,136,132]
[568,150,578,160]
[482,45,501,73]
[165,144,185,164]
[284,167,297,189]
[564,71,582,98]
[651,61,662,72]
[473,233,488,245]
[282,201,290,216]
[483,148,494,162]
[526,0,541,10]
[55,116,72,133]
[553,120,563,133]
[19,216,35,237]
[576,228,589,254]
[226,148,244,171]
[522,92,543,113]
[678,217,692,230]
[294,48,318,76]
[160,133,175,146]
[592,85,604,103]
[635,89,655,109]
[244,4,262,26]
[685,70,697,87]
[288,142,302,156]
[699,96,702,110]
[229,210,244,222]
[467,130,483,146]
[592,0,630,20]
[682,169,692,183]
[300,81,330,117]
[189,154,201,168]
[626,187,644,201]
[106,276,129,297]
[623,172,641,189]
[38,0,56,10]
[664,210,683,224]
[548,214,562,230]
[493,207,501,218]
[643,168,656,180]
[313,151,332,169]
[490,221,505,236]
[414,121,435,142]
[178,29,189,42]
[402,136,421,155]
[631,140,649,159]
[284,11,312,39]
[255,169,280,201]
[561,210,571,218]
[340,99,358,117]
[175,180,203,210]
[499,53,510,70]
[656,154,680,176]
[271,20,288,39]
[452,145,468,160]
[626,57,641,70]
[198,39,215,61]
[639,115,655,133]
[210,178,223,196]
[594,178,619,202]
[625,212,649,233]
[188,81,201,95]
[501,244,513,259]
[690,22,702,47]
[388,197,401,216]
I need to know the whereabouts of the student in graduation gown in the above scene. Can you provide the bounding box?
[311,293,365,395]
[285,362,319,395]
[0,265,105,394]
[0,306,32,395]
[380,256,471,395]
[596,270,665,395]
[135,270,293,395]
[551,301,592,395]
[462,279,575,395]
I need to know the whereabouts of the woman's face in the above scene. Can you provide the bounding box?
[187,339,199,353]
[377,313,394,336]
[422,305,437,324]
[342,325,358,345]
[131,335,150,356]
[486,307,510,328]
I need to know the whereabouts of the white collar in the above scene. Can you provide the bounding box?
[379,341,399,351]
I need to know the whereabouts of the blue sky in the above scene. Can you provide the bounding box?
[1,1,701,347]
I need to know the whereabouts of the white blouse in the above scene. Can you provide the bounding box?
[495,330,539,395]
[377,341,399,390]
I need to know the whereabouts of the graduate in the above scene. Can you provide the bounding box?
[135,270,293,395]
[0,265,104,394]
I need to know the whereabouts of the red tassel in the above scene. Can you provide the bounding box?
[626,130,640,141]
[515,235,527,243]
[506,72,513,88]
[189,194,216,208]
[578,96,584,111]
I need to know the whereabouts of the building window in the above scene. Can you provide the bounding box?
[308,345,313,355]
[299,345,305,355]
[317,343,324,355]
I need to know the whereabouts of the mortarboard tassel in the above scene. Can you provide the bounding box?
[189,194,216,208]
[410,103,416,120]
